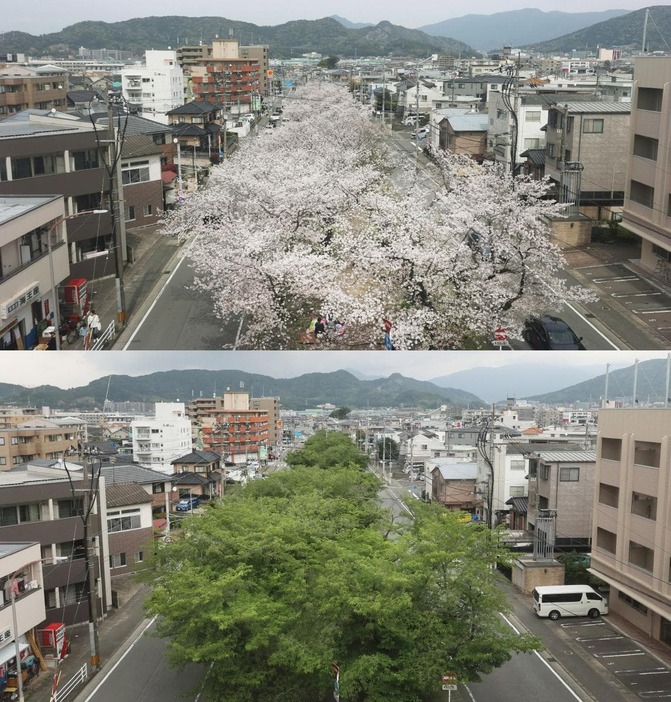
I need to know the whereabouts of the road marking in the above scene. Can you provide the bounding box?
[83,616,157,701]
[499,613,585,701]
[593,276,639,283]
[595,650,645,658]
[612,292,662,298]
[635,308,671,315]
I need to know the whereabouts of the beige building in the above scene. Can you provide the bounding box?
[0,418,86,468]
[622,57,671,273]
[544,101,630,220]
[527,450,597,548]
[591,408,671,647]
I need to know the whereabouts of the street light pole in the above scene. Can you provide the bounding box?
[172,138,183,201]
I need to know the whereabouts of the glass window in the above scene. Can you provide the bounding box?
[560,466,580,481]
[583,118,604,134]
[0,506,18,527]
[57,498,84,519]
[633,134,659,161]
[637,87,663,111]
[72,150,99,170]
[630,180,655,209]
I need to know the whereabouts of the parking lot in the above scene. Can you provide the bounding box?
[559,617,671,700]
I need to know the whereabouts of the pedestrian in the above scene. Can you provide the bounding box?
[314,317,326,339]
[87,308,102,339]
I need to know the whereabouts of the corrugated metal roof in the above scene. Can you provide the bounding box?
[533,451,596,462]
[433,462,478,480]
[446,113,489,132]
[559,102,631,114]
[101,464,169,485]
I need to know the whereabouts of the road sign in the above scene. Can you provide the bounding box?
[493,327,507,341]
[442,684,457,691]
[442,673,457,684]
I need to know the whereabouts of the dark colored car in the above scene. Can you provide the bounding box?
[523,315,585,350]
[175,495,200,511]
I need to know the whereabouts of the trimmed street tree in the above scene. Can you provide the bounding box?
[142,435,539,701]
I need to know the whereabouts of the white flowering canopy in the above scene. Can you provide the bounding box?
[164,81,592,350]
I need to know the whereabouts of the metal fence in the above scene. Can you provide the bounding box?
[90,320,116,350]
[52,663,88,702]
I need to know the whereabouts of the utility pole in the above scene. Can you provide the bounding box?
[105,96,127,326]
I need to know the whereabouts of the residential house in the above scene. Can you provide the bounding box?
[527,449,597,548]
[0,194,68,349]
[590,408,671,648]
[104,483,154,577]
[429,460,479,515]
[100,462,176,517]
[621,56,671,272]
[437,111,489,161]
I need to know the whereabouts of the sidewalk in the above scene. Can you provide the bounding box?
[25,574,149,701]
[62,223,184,350]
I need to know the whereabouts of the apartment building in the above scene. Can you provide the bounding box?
[249,397,282,449]
[0,462,110,628]
[0,195,68,349]
[121,50,185,125]
[621,56,671,271]
[0,64,68,119]
[0,110,115,281]
[0,418,86,469]
[131,403,192,473]
[591,408,671,647]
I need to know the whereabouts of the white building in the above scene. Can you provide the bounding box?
[121,50,184,125]
[132,402,192,472]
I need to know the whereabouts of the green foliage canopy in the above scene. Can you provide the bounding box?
[142,436,539,701]
[286,429,368,470]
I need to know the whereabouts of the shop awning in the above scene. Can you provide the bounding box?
[0,637,29,668]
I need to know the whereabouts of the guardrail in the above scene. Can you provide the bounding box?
[53,662,88,702]
[90,320,116,350]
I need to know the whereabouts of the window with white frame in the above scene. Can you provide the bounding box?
[121,160,150,185]
[107,508,142,532]
[110,553,127,569]
[560,466,580,481]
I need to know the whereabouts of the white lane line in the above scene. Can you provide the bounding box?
[121,253,189,349]
[635,308,671,315]
[596,651,645,658]
[612,292,662,298]
[593,276,638,283]
[499,613,585,701]
[83,616,157,702]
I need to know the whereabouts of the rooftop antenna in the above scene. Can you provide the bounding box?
[642,8,650,54]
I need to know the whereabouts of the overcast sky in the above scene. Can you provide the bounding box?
[5,3,650,35]
[3,351,668,391]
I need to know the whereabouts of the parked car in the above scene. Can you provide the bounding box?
[523,315,585,350]
[403,115,419,126]
[410,126,430,139]
[175,495,200,511]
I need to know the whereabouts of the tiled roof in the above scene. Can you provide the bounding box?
[106,483,154,508]
[120,134,164,158]
[520,148,546,167]
[100,463,170,485]
[172,450,220,465]
[505,496,528,513]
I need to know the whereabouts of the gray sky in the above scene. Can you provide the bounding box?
[5,3,651,35]
[2,351,667,391]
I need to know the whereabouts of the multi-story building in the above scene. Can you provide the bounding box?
[0,462,110,628]
[591,408,671,648]
[0,65,68,119]
[0,418,86,468]
[527,449,597,548]
[621,56,671,272]
[131,403,192,473]
[0,194,69,349]
[544,101,631,220]
[188,392,270,465]
[121,50,185,125]
[0,110,116,281]
[249,397,282,449]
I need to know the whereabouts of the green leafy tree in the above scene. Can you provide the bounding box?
[142,459,539,702]
[319,55,340,69]
[286,429,368,470]
[330,406,351,420]
[376,437,400,461]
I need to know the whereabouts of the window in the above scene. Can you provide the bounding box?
[72,150,99,171]
[632,492,657,520]
[0,437,5,445]
[560,466,580,482]
[629,541,654,572]
[583,118,604,134]
[134,551,144,563]
[0,506,18,527]
[630,180,654,209]
[510,460,525,471]
[143,204,153,217]
[598,483,619,508]
[634,440,661,467]
[18,503,42,523]
[633,134,659,161]
[637,87,663,112]
[110,553,127,569]
[546,143,555,158]
[107,508,141,532]
[539,464,550,480]
[525,111,541,122]
[121,160,150,185]
[523,138,542,149]
[601,437,621,461]
[618,591,648,614]
[509,486,525,497]
[0,458,5,465]
[74,193,103,212]
[596,527,616,554]
[62,582,86,605]
[57,498,84,519]
[125,205,136,221]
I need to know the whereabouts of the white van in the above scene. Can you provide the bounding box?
[532,584,608,620]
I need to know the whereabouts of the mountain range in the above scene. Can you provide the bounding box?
[4,7,669,60]
[419,9,629,52]
[1,359,669,412]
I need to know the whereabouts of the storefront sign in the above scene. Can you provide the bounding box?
[1,282,40,320]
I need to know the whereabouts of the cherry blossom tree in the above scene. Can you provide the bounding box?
[164,82,592,349]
